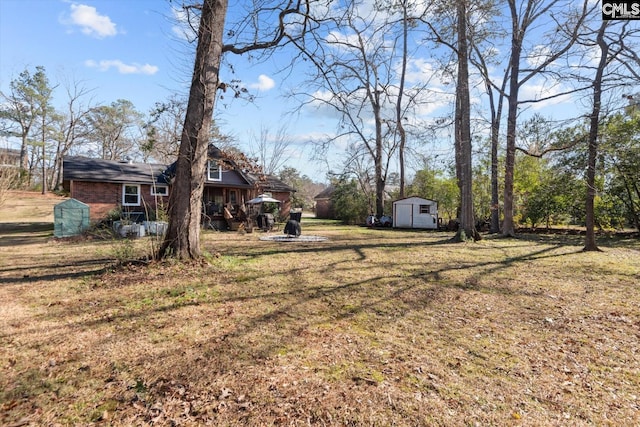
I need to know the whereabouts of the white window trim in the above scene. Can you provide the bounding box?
[207,160,222,181]
[151,184,168,196]
[122,184,141,206]
[419,204,431,214]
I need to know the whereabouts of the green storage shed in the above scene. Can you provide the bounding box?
[54,198,90,238]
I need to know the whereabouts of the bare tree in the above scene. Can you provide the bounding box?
[249,124,292,175]
[341,143,377,215]
[159,0,229,260]
[0,151,20,206]
[50,76,95,190]
[501,0,593,237]
[290,1,434,217]
[582,22,610,252]
[86,99,143,161]
[159,0,311,260]
[424,0,488,240]
[469,17,509,234]
[452,0,478,241]
[577,20,640,251]
[143,95,187,163]
[394,0,410,198]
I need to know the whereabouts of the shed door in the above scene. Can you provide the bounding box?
[395,204,413,228]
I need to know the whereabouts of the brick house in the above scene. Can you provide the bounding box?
[313,185,335,219]
[62,145,295,223]
[62,157,170,222]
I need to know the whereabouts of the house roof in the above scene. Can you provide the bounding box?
[314,185,335,200]
[63,156,169,185]
[246,172,296,193]
[64,144,296,194]
[164,145,295,192]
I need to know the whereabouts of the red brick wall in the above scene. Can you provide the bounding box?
[315,199,333,219]
[272,191,291,220]
[71,181,168,222]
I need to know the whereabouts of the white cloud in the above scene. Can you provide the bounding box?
[520,79,573,110]
[250,75,276,91]
[526,45,553,68]
[68,4,118,38]
[404,58,440,85]
[170,6,197,41]
[85,59,158,75]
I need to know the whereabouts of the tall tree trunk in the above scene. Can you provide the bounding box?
[584,21,608,252]
[489,81,506,234]
[453,0,478,241]
[470,42,506,235]
[617,164,640,232]
[397,0,408,199]
[374,93,385,218]
[159,0,228,260]
[489,114,501,233]
[501,2,522,238]
[19,141,28,176]
[375,133,385,218]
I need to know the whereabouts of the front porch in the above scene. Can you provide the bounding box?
[202,186,251,231]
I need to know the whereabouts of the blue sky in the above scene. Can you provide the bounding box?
[1,1,179,111]
[0,0,325,176]
[0,0,615,182]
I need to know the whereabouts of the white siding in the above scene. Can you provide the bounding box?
[394,204,413,227]
[393,197,438,229]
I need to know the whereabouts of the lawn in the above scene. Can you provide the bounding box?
[0,196,639,426]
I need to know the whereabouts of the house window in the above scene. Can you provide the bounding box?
[207,161,222,181]
[151,185,168,196]
[229,190,237,205]
[123,184,140,206]
[419,204,431,214]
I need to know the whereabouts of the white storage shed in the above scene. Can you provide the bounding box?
[393,197,438,229]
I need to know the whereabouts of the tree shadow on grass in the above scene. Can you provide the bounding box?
[511,229,639,250]
[0,258,112,286]
[0,222,53,247]
[17,235,578,351]
[3,227,639,425]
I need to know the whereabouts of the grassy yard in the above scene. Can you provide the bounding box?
[0,190,64,223]
[1,197,639,426]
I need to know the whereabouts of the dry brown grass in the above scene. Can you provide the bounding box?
[0,190,65,223]
[1,203,639,426]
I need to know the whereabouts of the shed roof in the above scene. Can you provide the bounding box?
[63,156,169,185]
[55,198,89,208]
[393,196,437,204]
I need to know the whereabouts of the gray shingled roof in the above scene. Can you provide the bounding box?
[314,185,335,199]
[63,156,169,185]
[245,172,296,193]
[64,148,296,193]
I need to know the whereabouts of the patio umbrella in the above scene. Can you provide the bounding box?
[246,194,281,204]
